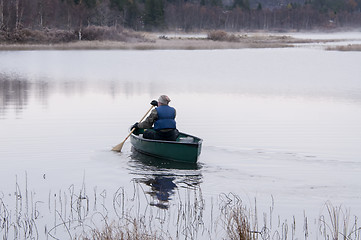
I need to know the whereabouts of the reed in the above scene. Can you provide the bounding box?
[318,201,361,240]
[221,194,255,240]
[0,175,360,239]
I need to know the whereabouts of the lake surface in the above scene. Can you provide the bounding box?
[1,34,361,239]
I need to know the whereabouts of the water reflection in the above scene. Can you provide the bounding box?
[0,75,30,116]
[0,72,166,117]
[129,148,202,209]
[138,176,177,209]
[0,74,52,117]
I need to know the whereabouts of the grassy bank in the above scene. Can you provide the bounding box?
[0,38,293,51]
[326,44,361,51]
[0,33,296,51]
[2,28,359,51]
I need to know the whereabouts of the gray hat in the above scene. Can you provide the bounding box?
[158,95,171,105]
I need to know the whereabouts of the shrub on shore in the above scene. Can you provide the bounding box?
[79,26,146,42]
[207,30,239,42]
[326,44,361,51]
[0,26,147,44]
[0,28,77,43]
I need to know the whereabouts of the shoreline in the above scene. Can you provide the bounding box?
[1,32,361,51]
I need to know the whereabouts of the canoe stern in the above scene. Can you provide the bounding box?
[130,129,202,163]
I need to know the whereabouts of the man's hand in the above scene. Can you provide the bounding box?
[131,122,139,130]
[150,100,158,107]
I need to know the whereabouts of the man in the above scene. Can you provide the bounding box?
[132,95,179,141]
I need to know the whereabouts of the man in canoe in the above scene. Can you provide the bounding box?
[132,95,179,141]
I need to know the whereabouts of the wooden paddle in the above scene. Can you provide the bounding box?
[112,105,154,152]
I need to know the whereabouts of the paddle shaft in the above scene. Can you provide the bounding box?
[124,105,154,142]
[112,105,154,152]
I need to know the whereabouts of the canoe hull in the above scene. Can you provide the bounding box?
[130,129,202,163]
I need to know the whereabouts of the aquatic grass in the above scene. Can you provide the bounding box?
[219,193,272,240]
[225,198,254,239]
[1,175,360,239]
[87,218,162,240]
[318,201,361,240]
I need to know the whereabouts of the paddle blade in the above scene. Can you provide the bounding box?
[112,105,153,152]
[112,141,124,152]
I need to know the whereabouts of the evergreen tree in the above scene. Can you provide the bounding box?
[144,0,164,29]
[125,0,140,28]
[110,0,128,11]
[84,0,97,8]
[257,2,262,10]
[233,0,249,10]
[310,0,346,13]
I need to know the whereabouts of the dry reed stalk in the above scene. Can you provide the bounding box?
[318,201,361,240]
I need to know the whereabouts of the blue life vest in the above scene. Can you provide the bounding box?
[154,105,176,130]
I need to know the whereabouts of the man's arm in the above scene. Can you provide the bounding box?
[138,109,158,129]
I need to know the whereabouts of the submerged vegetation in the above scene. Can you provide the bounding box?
[0,176,360,239]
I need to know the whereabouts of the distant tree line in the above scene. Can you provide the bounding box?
[1,0,361,33]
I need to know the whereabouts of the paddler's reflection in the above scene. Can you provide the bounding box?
[140,176,177,209]
[129,149,202,209]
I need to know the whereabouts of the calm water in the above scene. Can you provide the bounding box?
[1,43,361,238]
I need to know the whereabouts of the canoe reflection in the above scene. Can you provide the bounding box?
[129,147,202,209]
[129,147,202,170]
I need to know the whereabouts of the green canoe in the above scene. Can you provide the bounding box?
[130,128,203,163]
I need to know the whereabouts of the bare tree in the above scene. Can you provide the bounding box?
[15,0,19,29]
[0,0,3,28]
[38,0,44,28]
[14,0,24,30]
